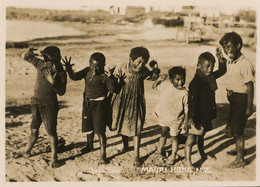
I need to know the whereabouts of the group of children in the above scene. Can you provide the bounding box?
[16,32,254,169]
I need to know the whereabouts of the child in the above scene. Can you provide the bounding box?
[16,46,67,168]
[63,52,118,164]
[187,51,226,167]
[110,46,160,167]
[219,32,255,168]
[152,66,188,165]
[148,60,161,80]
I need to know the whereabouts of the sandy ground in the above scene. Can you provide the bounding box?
[5,20,257,183]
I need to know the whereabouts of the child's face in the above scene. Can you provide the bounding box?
[170,74,185,90]
[129,57,145,72]
[198,60,214,76]
[222,41,240,60]
[90,60,103,75]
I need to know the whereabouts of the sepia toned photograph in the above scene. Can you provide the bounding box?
[2,0,259,184]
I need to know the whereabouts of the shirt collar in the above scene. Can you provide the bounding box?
[228,54,244,64]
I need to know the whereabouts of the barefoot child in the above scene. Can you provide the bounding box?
[187,51,226,167]
[110,46,160,167]
[219,32,255,168]
[153,66,188,165]
[63,52,118,164]
[16,46,67,168]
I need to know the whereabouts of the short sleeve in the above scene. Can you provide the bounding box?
[242,60,255,84]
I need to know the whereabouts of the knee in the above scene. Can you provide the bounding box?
[161,127,170,137]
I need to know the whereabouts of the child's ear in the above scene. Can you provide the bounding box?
[197,63,201,69]
[236,43,241,50]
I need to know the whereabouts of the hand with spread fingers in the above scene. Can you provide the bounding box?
[62,56,74,71]
[43,68,57,85]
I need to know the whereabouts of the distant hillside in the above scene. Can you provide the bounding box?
[6,7,115,24]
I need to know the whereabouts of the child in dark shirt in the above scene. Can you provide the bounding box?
[63,52,118,164]
[16,46,67,168]
[187,51,226,167]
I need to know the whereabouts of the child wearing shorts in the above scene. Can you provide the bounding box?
[153,66,188,165]
[16,46,67,168]
[187,51,226,168]
[219,32,255,168]
[63,52,119,164]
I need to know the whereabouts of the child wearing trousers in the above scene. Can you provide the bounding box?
[63,52,119,164]
[110,46,160,167]
[16,46,67,168]
[187,51,226,168]
[219,32,255,168]
[152,66,188,165]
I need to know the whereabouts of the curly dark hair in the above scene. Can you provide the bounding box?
[129,46,150,63]
[219,32,243,50]
[168,66,186,81]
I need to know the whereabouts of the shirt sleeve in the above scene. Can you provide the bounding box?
[52,70,67,96]
[188,80,199,119]
[67,67,89,81]
[21,49,46,70]
[212,60,227,79]
[241,61,255,84]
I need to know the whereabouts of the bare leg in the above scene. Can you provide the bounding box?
[25,128,39,155]
[49,133,59,167]
[184,134,195,169]
[81,133,94,153]
[87,133,94,150]
[167,136,178,165]
[119,135,129,153]
[229,135,246,168]
[158,126,169,156]
[198,135,207,160]
[14,128,39,158]
[98,133,108,164]
[133,135,141,167]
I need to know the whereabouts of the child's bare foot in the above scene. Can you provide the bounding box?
[98,158,109,165]
[201,153,216,161]
[51,160,62,168]
[167,156,176,166]
[133,157,142,167]
[117,146,130,154]
[183,160,195,171]
[227,160,246,168]
[227,149,247,156]
[80,145,94,153]
[13,151,31,158]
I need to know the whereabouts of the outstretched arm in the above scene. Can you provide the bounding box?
[21,48,44,68]
[152,73,168,90]
[62,56,87,81]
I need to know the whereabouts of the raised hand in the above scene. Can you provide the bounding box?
[116,69,126,83]
[216,47,226,63]
[29,47,39,56]
[105,66,115,78]
[43,68,57,85]
[62,56,74,71]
